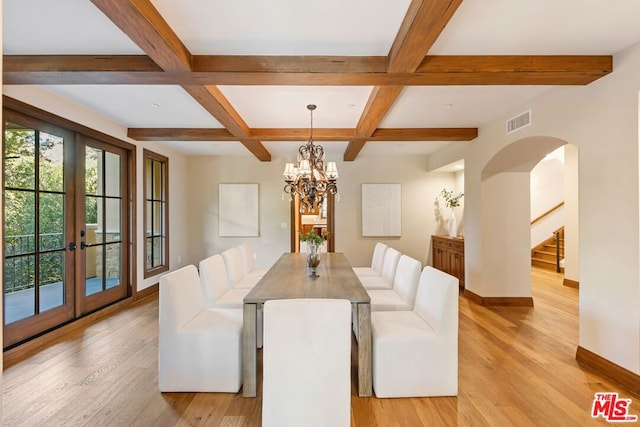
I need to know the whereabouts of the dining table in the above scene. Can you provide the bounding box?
[242,252,372,397]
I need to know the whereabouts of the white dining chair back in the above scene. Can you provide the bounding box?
[238,243,255,275]
[392,255,422,308]
[262,298,351,427]
[222,247,245,284]
[160,265,204,328]
[371,242,389,274]
[380,247,401,283]
[199,254,231,301]
[238,243,268,278]
[414,266,459,335]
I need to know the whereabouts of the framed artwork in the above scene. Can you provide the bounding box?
[361,183,402,237]
[218,183,259,237]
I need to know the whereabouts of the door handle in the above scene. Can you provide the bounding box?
[80,242,87,250]
[68,242,77,251]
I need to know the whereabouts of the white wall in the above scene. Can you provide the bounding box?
[564,144,580,282]
[453,170,465,237]
[186,154,456,269]
[530,152,565,246]
[530,149,565,219]
[480,172,532,297]
[431,40,640,374]
[336,156,455,267]
[186,156,291,269]
[2,85,191,292]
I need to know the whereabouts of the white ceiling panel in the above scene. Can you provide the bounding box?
[43,86,223,128]
[218,86,373,128]
[150,0,412,55]
[3,0,143,54]
[430,0,640,55]
[160,141,252,156]
[380,86,552,128]
[265,141,349,162]
[357,141,451,158]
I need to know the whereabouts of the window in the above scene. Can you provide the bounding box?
[143,149,169,277]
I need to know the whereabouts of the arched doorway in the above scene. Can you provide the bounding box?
[471,136,578,303]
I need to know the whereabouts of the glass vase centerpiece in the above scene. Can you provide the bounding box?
[299,230,328,278]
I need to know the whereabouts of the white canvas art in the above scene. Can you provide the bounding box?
[219,183,259,237]
[361,183,401,237]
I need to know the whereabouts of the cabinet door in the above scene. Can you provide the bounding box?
[433,246,447,273]
[449,251,464,287]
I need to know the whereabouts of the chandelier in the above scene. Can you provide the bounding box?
[283,104,339,213]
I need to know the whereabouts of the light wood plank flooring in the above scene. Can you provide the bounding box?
[3,268,636,426]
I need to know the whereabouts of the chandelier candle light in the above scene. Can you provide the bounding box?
[283,104,339,213]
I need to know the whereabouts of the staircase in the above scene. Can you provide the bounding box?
[531,227,564,272]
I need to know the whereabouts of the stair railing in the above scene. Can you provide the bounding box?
[530,202,564,226]
[554,229,562,273]
[531,202,565,273]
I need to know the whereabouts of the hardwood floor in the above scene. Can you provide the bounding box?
[3,268,636,426]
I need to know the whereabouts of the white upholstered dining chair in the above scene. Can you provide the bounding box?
[199,254,249,308]
[262,298,352,427]
[158,265,243,392]
[371,266,459,397]
[238,243,269,278]
[359,246,401,290]
[222,246,260,289]
[353,242,388,277]
[200,253,263,348]
[367,254,422,311]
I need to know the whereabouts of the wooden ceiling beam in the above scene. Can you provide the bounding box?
[348,0,464,161]
[89,0,191,72]
[128,127,477,142]
[250,128,356,141]
[343,140,369,161]
[344,86,403,160]
[3,55,611,86]
[369,127,477,141]
[388,0,463,73]
[2,69,609,86]
[417,55,613,74]
[128,128,234,141]
[4,54,610,75]
[90,0,270,161]
[356,86,404,137]
[3,55,163,72]
[193,55,388,73]
[182,85,251,137]
[181,85,270,161]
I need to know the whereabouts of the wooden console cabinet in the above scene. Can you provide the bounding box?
[432,235,465,289]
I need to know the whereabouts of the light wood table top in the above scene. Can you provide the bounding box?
[244,252,370,304]
[242,251,372,398]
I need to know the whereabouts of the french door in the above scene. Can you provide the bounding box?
[3,112,131,348]
[75,135,129,315]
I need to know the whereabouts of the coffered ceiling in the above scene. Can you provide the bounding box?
[4,1,640,161]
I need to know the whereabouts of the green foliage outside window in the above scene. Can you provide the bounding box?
[3,127,99,294]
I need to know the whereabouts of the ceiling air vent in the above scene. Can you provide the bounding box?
[506,110,531,134]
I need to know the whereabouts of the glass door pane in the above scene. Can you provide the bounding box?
[78,137,128,314]
[3,119,74,347]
